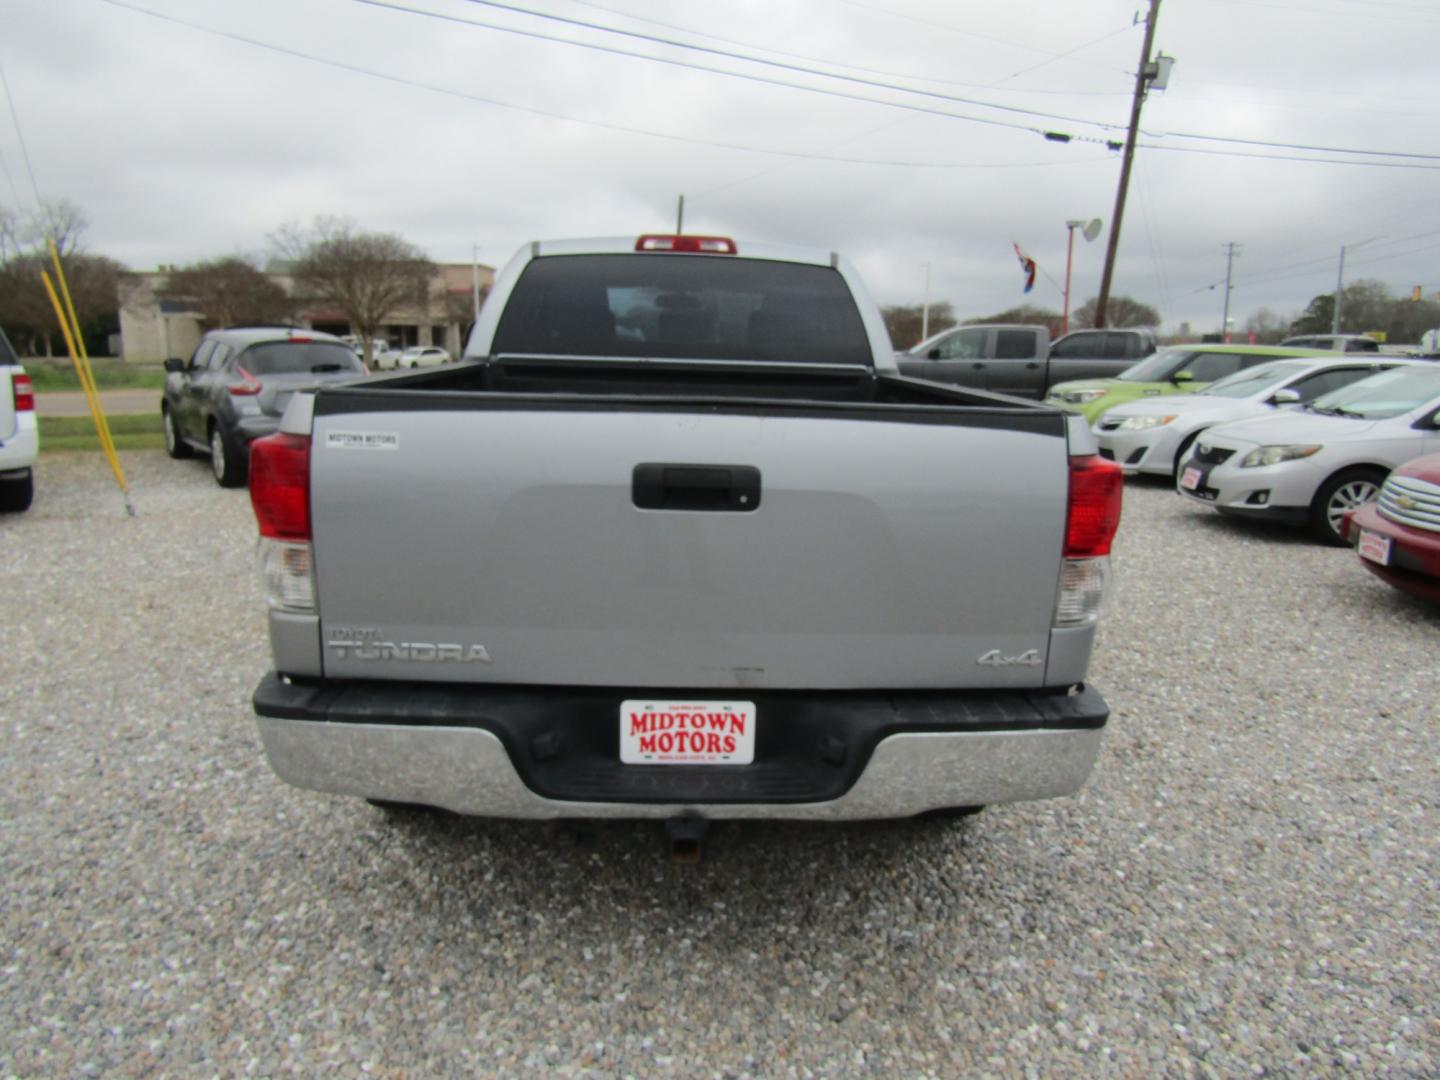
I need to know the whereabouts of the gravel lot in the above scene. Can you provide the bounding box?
[3,451,1438,1077]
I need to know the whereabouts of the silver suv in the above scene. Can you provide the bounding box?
[161,327,364,486]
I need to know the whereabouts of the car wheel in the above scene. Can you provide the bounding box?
[162,405,193,459]
[1309,467,1385,546]
[0,470,34,513]
[209,422,247,488]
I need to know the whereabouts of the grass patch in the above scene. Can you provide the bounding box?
[40,414,165,452]
[24,360,167,392]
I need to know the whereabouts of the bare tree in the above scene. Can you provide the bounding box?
[965,304,1063,337]
[159,257,292,328]
[0,199,125,356]
[881,302,956,350]
[1242,307,1289,344]
[1071,295,1159,329]
[276,217,435,362]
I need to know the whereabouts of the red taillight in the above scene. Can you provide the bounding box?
[1065,455,1123,558]
[635,234,737,254]
[229,366,263,396]
[250,432,311,541]
[12,373,34,412]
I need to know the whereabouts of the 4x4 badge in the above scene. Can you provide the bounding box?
[978,649,1043,668]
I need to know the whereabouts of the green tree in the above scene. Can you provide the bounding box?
[881,302,955,350]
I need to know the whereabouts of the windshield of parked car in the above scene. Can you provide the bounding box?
[492,254,872,364]
[1307,366,1440,419]
[1198,361,1307,398]
[1116,349,1197,382]
[239,341,363,376]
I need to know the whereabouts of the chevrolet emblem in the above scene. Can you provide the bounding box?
[1397,494,1417,510]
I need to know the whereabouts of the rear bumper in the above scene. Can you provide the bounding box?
[253,674,1109,819]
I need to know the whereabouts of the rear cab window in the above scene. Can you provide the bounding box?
[491,254,872,365]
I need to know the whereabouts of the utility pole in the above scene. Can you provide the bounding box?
[1331,236,1384,333]
[1221,242,1240,342]
[1095,0,1164,328]
[676,194,685,235]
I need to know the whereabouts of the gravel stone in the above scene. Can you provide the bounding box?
[3,452,1438,1076]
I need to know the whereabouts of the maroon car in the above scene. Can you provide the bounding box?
[1343,452,1440,604]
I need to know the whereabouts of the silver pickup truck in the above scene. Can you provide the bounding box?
[249,235,1121,834]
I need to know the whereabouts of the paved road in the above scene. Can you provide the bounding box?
[35,388,160,417]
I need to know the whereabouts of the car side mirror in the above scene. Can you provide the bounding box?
[1172,370,1194,383]
[164,358,185,373]
[927,347,941,360]
[1270,389,1300,406]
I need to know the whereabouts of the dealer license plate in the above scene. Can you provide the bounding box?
[1180,466,1203,491]
[1358,529,1392,566]
[620,700,756,765]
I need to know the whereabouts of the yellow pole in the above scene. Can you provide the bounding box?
[41,268,135,515]
[47,241,111,444]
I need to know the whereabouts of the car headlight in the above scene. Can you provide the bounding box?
[1064,388,1110,404]
[1239,444,1322,468]
[1115,414,1177,431]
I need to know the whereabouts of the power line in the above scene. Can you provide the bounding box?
[441,0,1130,133]
[831,0,1129,74]
[566,0,1133,97]
[0,51,42,205]
[94,0,1107,168]
[94,0,1440,174]
[1135,142,1440,170]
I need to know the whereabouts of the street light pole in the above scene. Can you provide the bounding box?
[1063,222,1079,336]
[921,262,931,342]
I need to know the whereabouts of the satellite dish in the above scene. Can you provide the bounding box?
[1083,218,1103,243]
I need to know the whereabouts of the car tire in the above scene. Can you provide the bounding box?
[1309,467,1386,546]
[209,421,247,488]
[0,470,34,513]
[162,405,193,459]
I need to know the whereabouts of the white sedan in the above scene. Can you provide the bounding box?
[1176,365,1440,544]
[1097,357,1408,481]
[396,346,451,368]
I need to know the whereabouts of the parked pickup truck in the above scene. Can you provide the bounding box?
[249,234,1122,836]
[896,323,1152,398]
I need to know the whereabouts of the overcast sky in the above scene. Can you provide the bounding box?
[3,0,1439,336]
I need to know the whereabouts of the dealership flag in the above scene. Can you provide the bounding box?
[1013,243,1036,294]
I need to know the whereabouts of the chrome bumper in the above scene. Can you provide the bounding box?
[257,717,1104,820]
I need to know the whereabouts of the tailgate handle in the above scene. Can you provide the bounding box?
[632,463,761,512]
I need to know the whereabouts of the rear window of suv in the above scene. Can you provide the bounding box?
[0,327,17,366]
[238,341,362,376]
[492,254,872,365]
